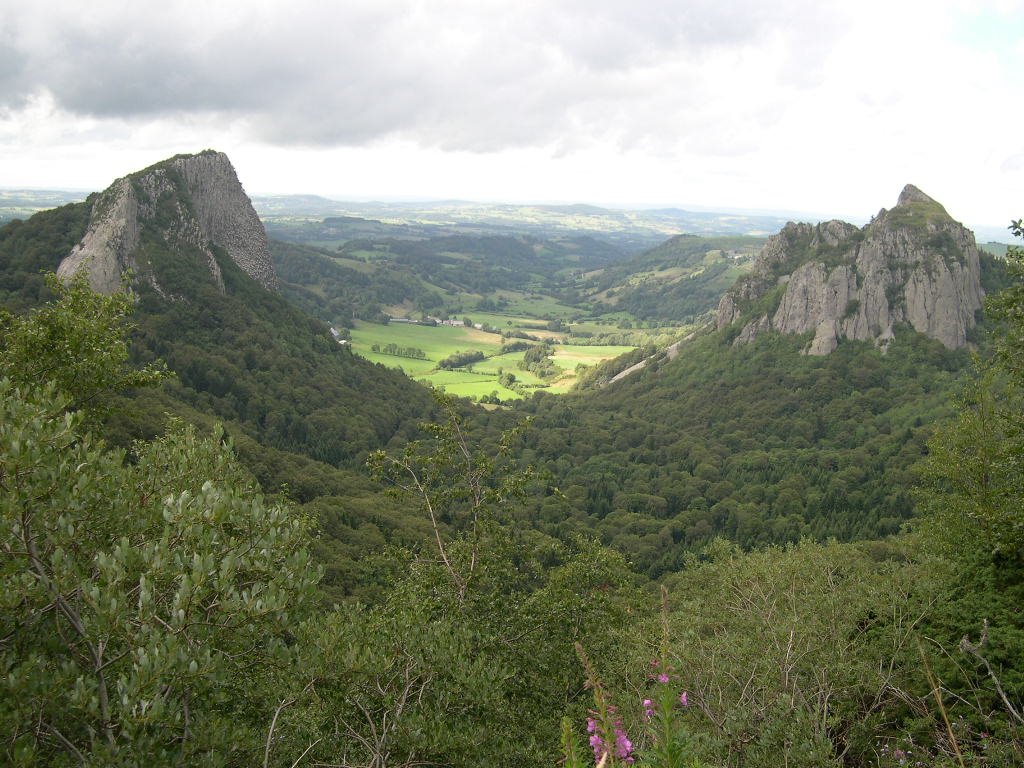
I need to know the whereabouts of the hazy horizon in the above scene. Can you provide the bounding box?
[2,1,1021,231]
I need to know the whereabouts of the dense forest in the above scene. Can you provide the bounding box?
[1,185,1021,766]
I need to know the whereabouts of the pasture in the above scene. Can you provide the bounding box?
[349,320,636,403]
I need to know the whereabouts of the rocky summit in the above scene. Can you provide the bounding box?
[57,150,276,294]
[717,185,984,354]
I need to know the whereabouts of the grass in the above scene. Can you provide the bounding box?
[415,370,523,401]
[473,353,545,382]
[328,255,376,274]
[350,320,504,360]
[358,352,437,375]
[469,311,548,330]
[349,320,636,403]
[490,290,581,319]
[552,345,637,369]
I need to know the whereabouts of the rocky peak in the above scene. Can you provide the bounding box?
[57,150,276,294]
[717,186,983,355]
[896,183,940,208]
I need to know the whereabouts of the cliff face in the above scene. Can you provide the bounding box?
[57,150,276,294]
[716,185,983,354]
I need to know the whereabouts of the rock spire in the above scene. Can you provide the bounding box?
[717,186,983,354]
[57,150,276,294]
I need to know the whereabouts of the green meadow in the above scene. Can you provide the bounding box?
[349,319,636,402]
[350,321,504,359]
[488,290,581,319]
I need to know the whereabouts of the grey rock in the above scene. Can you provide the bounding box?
[58,150,276,294]
[716,185,983,355]
[734,314,772,344]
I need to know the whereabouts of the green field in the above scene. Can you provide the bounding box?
[350,321,504,360]
[488,290,581,319]
[349,320,636,403]
[467,311,548,331]
[473,353,547,385]
[415,370,522,401]
[358,352,437,375]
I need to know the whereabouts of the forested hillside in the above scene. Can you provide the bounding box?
[0,158,452,602]
[515,328,969,576]
[270,231,627,328]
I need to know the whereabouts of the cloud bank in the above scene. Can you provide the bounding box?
[1,1,858,152]
[1,0,1021,225]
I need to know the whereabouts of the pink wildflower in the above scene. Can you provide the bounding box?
[657,673,670,684]
[679,691,688,706]
[613,722,634,763]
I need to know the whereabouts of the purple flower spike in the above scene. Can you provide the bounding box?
[679,691,689,706]
[614,727,633,759]
[588,731,605,763]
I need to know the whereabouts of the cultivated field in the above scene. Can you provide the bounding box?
[349,319,635,402]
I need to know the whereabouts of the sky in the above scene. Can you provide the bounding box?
[1,0,1021,234]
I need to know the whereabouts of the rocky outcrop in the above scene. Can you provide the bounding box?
[717,185,983,355]
[58,150,276,294]
[57,177,142,294]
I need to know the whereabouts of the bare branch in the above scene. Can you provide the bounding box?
[960,620,1024,726]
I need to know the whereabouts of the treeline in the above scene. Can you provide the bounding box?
[519,342,559,378]
[370,342,427,359]
[438,349,485,369]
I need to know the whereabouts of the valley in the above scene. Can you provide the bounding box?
[263,200,763,402]
[4,1,1022,764]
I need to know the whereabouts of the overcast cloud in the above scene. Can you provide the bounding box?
[1,0,1021,228]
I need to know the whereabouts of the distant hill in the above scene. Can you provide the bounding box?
[583,234,763,323]
[0,189,86,225]
[267,228,632,331]
[254,196,794,253]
